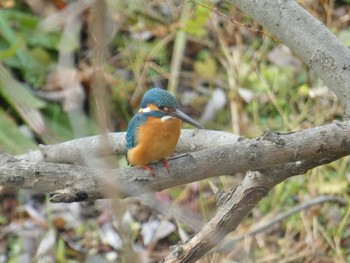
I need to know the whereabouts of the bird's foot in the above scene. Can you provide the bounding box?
[144,165,155,176]
[143,159,169,176]
[160,159,170,170]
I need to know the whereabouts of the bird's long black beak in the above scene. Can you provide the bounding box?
[167,109,203,129]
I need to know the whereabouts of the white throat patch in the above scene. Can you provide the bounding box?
[161,116,174,122]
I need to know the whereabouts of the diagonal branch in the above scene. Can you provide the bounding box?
[230,0,350,117]
[163,155,347,262]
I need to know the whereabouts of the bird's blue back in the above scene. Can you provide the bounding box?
[126,113,146,150]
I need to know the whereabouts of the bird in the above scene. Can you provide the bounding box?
[126,88,203,174]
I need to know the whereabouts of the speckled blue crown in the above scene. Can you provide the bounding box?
[141,88,178,109]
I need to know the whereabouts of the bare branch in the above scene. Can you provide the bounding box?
[231,0,350,117]
[163,157,346,262]
[15,129,240,164]
[1,121,349,203]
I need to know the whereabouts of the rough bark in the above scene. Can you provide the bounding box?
[1,121,349,203]
[16,129,240,164]
[163,156,346,263]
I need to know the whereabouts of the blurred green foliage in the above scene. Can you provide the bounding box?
[0,9,59,87]
[184,5,211,37]
[0,1,349,262]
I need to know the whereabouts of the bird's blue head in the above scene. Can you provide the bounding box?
[140,88,178,110]
[138,88,203,129]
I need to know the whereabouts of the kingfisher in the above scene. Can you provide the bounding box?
[126,88,203,174]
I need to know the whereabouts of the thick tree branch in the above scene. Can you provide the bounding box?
[231,0,350,117]
[1,121,349,203]
[16,129,240,164]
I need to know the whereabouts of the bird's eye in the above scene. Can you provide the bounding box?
[158,105,168,111]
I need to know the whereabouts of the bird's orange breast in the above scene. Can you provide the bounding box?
[127,116,182,166]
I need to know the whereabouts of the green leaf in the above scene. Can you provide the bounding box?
[0,63,46,109]
[0,9,60,50]
[0,9,39,29]
[0,63,50,140]
[0,10,56,87]
[0,108,37,154]
[0,35,21,60]
[56,238,66,263]
[184,5,211,37]
[0,14,31,66]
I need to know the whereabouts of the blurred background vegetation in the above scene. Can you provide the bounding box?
[0,0,349,262]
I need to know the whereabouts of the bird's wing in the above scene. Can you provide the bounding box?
[126,113,147,150]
